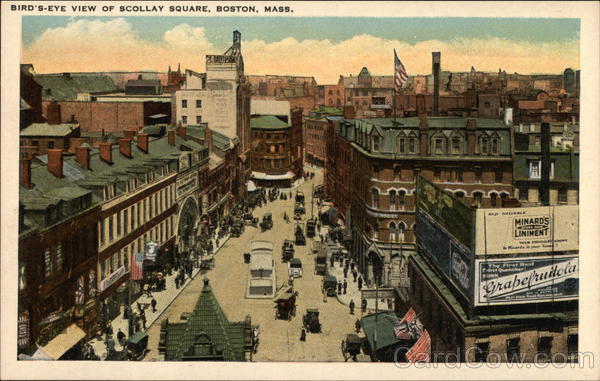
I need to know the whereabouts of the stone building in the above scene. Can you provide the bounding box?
[20,118,80,157]
[406,178,578,362]
[325,96,514,289]
[304,106,343,167]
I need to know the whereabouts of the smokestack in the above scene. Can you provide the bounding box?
[137,133,149,153]
[20,158,32,188]
[47,101,61,125]
[168,129,176,146]
[540,122,551,206]
[99,142,113,164]
[75,145,90,169]
[119,138,132,158]
[205,127,213,152]
[432,52,441,116]
[47,149,63,178]
[177,125,187,140]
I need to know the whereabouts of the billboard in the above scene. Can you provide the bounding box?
[415,209,474,300]
[416,176,475,250]
[474,205,579,255]
[474,256,579,306]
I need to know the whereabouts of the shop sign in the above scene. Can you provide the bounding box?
[145,241,159,261]
[100,266,126,292]
[474,256,579,305]
[18,311,30,348]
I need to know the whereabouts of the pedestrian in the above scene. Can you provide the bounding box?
[136,302,142,313]
[134,317,140,333]
[349,299,355,315]
[352,270,358,282]
[106,335,115,353]
[355,319,361,333]
[175,276,180,289]
[151,297,157,313]
[117,328,125,347]
[141,314,147,330]
[350,261,355,271]
[139,307,145,321]
[337,281,342,295]
[330,256,335,268]
[361,298,367,313]
[123,305,129,320]
[343,279,348,294]
[300,328,307,342]
[343,266,348,279]
[358,276,363,290]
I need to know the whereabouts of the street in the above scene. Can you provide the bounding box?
[143,167,357,361]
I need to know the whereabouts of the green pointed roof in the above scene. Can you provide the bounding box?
[163,278,250,361]
[358,67,371,77]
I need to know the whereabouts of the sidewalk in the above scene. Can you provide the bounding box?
[89,232,231,360]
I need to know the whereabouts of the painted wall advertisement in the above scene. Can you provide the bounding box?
[415,209,473,300]
[474,256,579,306]
[474,205,578,255]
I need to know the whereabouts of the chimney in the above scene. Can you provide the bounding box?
[177,125,187,140]
[205,127,213,151]
[466,119,477,155]
[99,142,113,164]
[419,112,429,155]
[343,105,355,119]
[137,133,149,153]
[119,138,132,158]
[47,101,61,125]
[540,122,551,206]
[138,74,143,80]
[75,145,90,169]
[432,52,441,116]
[47,149,63,178]
[20,158,32,188]
[123,130,136,140]
[168,129,176,146]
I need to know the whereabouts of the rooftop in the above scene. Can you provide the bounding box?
[20,123,79,137]
[34,74,117,101]
[250,115,290,130]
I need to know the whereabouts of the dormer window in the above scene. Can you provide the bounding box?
[372,136,380,152]
[451,137,461,154]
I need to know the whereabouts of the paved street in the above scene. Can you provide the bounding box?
[144,167,359,362]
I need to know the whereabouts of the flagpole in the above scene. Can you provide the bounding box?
[393,49,397,123]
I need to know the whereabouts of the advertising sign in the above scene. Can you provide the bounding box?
[100,266,126,292]
[18,311,30,348]
[145,241,159,261]
[474,205,579,255]
[415,209,473,300]
[416,176,475,250]
[474,256,578,306]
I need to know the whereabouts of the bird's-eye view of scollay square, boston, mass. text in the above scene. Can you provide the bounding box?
[5,1,595,369]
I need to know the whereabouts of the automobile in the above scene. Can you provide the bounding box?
[306,217,317,238]
[295,224,306,245]
[126,331,149,361]
[294,202,305,215]
[260,213,273,232]
[322,275,337,297]
[282,239,294,262]
[288,258,303,278]
[341,334,363,362]
[303,308,321,333]
[295,191,305,204]
[274,285,297,320]
[315,248,327,275]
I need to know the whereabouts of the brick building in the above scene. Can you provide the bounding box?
[317,84,345,107]
[406,178,578,362]
[305,106,343,166]
[325,96,514,289]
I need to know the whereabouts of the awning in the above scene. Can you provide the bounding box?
[247,180,257,192]
[36,324,86,360]
[251,171,295,180]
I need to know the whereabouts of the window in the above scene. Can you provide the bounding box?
[182,115,187,124]
[558,188,568,203]
[44,248,52,279]
[116,211,121,236]
[490,193,498,207]
[455,191,465,200]
[123,209,128,234]
[181,99,187,108]
[451,138,461,154]
[32,140,39,147]
[389,222,397,242]
[519,187,529,201]
[491,138,499,154]
[108,216,114,241]
[433,168,441,181]
[473,192,483,208]
[475,168,482,183]
[196,115,202,124]
[132,204,136,229]
[537,336,553,362]
[99,221,105,246]
[495,170,503,183]
[389,190,396,210]
[196,99,202,108]
[529,160,540,179]
[372,166,379,179]
[408,138,416,153]
[480,138,489,154]
[398,190,406,208]
[55,243,63,273]
[475,342,490,362]
[434,138,444,154]
[507,338,521,362]
[371,188,380,208]
[394,166,401,181]
[398,138,406,153]
[47,141,55,149]
[19,264,26,291]
[123,247,129,271]
[372,136,380,152]
[456,168,463,182]
[100,261,106,280]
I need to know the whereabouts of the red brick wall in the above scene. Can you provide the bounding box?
[282,96,316,116]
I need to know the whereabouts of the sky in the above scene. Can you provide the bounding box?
[21,16,580,84]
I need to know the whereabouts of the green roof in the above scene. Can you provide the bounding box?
[360,312,402,351]
[34,74,118,101]
[212,129,234,151]
[250,115,290,130]
[45,185,91,200]
[20,123,79,137]
[163,278,250,361]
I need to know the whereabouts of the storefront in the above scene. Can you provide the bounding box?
[251,171,296,189]
[30,324,87,360]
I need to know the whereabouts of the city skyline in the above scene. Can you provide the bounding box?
[22,16,580,83]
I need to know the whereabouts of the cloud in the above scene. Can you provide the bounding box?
[23,19,579,83]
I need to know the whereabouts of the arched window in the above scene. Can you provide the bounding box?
[393,165,401,180]
[479,134,489,155]
[398,190,406,209]
[371,188,380,208]
[473,192,483,208]
[389,222,397,241]
[490,192,498,207]
[389,190,397,210]
[455,191,465,200]
[398,221,407,242]
[451,137,462,154]
[373,221,379,239]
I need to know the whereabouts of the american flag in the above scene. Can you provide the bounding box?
[394,49,408,91]
[406,329,431,363]
[131,252,144,280]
